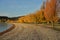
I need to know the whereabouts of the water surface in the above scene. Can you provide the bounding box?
[0,23,12,32]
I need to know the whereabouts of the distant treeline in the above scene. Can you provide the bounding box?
[0,16,23,22]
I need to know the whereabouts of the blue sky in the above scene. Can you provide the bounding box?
[0,0,42,17]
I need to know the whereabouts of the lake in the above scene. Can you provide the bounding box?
[0,23,12,32]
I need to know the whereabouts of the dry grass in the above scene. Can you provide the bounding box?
[53,24,60,31]
[0,23,60,40]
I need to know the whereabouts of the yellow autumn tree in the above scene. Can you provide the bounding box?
[18,17,25,23]
[44,0,57,24]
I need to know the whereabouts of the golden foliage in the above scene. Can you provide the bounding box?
[18,9,46,23]
[18,17,24,23]
[7,20,14,23]
[17,0,59,23]
[53,16,59,23]
[44,0,57,22]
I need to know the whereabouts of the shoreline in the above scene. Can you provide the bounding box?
[0,24,15,36]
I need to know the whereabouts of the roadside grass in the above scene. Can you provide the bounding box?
[18,22,60,31]
[37,23,60,31]
[43,23,60,31]
[53,24,60,31]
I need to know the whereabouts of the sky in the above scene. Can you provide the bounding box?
[0,0,43,17]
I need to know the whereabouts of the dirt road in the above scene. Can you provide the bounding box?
[0,23,60,40]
